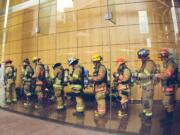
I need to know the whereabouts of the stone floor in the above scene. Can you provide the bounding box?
[0,110,118,135]
[0,99,180,135]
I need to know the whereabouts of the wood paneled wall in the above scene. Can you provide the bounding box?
[0,0,180,100]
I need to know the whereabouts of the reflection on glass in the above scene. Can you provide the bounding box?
[146,38,152,48]
[57,0,73,12]
[10,0,29,7]
[138,10,149,34]
[171,7,178,42]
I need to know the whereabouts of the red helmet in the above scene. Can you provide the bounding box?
[5,59,12,64]
[159,48,170,58]
[116,58,126,65]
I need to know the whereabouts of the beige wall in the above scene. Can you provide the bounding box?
[0,0,180,100]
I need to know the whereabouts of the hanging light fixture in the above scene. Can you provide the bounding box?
[35,0,41,33]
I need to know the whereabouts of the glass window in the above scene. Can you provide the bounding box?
[0,0,180,135]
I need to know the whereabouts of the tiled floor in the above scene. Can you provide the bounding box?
[1,99,180,135]
[0,110,118,135]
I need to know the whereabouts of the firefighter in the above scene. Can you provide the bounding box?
[0,62,6,107]
[52,63,65,111]
[22,58,34,107]
[156,48,178,124]
[68,57,85,116]
[88,54,107,117]
[32,57,45,109]
[44,64,54,102]
[112,58,132,117]
[134,49,157,118]
[5,59,17,104]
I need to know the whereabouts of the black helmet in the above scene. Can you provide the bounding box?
[23,58,30,64]
[137,48,150,59]
[68,57,79,65]
[53,63,62,69]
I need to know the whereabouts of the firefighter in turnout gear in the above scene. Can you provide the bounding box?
[89,54,107,117]
[44,64,54,102]
[135,49,157,118]
[112,58,132,117]
[32,57,45,109]
[68,57,85,116]
[22,58,34,107]
[5,59,17,104]
[156,48,178,124]
[52,63,65,111]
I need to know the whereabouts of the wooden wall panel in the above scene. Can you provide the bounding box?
[77,7,101,29]
[38,34,56,51]
[9,40,22,54]
[110,26,129,45]
[5,42,11,55]
[56,48,77,64]
[74,0,100,9]
[57,11,77,32]
[102,46,110,62]
[22,38,37,52]
[38,50,56,65]
[78,46,102,63]
[56,32,77,48]
[7,25,23,42]
[22,21,35,38]
[39,4,56,18]
[39,16,56,34]
[7,15,23,27]
[78,29,103,47]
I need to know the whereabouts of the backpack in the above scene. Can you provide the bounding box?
[106,68,111,87]
[37,64,45,81]
[80,66,85,88]
[7,66,17,79]
[83,69,89,88]
[119,67,133,87]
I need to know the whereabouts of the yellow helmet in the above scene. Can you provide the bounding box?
[91,54,102,62]
[32,56,41,63]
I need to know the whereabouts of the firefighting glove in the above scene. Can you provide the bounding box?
[132,71,139,78]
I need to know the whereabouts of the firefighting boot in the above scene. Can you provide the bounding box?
[12,98,17,104]
[35,99,43,109]
[73,111,84,117]
[6,99,12,105]
[139,110,146,119]
[119,102,128,118]
[94,110,105,117]
[57,105,66,112]
[24,97,31,107]
[145,111,152,118]
[118,110,127,118]
[57,96,66,111]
